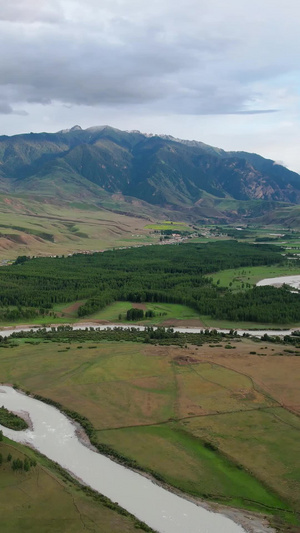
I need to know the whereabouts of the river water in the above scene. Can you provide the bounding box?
[0,386,245,533]
[257,274,300,290]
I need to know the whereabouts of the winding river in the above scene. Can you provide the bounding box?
[0,385,245,533]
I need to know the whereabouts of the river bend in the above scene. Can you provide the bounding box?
[0,386,245,533]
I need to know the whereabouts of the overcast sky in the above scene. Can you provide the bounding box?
[1,0,300,171]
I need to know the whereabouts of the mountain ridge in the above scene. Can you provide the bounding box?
[0,125,299,223]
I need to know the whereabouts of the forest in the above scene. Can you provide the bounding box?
[0,240,299,324]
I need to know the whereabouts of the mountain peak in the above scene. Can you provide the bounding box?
[58,125,82,134]
[86,125,119,133]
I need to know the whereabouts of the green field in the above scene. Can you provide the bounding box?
[0,439,152,532]
[0,338,299,529]
[89,299,300,331]
[89,301,202,324]
[97,424,289,513]
[0,301,203,328]
[199,315,300,329]
[144,220,191,232]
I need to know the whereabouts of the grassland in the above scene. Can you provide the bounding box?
[0,194,161,260]
[0,301,203,328]
[88,301,203,325]
[98,424,287,511]
[0,439,153,532]
[1,337,299,529]
[0,191,300,264]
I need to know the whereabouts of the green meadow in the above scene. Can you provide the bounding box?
[89,301,202,324]
[97,424,289,514]
[0,439,152,533]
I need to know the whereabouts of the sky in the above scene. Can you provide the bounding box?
[1,0,300,171]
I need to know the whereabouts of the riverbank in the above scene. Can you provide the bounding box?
[0,385,278,533]
[0,320,298,339]
[0,436,155,533]
[0,385,248,533]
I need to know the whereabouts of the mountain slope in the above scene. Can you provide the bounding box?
[0,126,299,221]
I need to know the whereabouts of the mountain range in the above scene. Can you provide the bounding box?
[0,125,299,223]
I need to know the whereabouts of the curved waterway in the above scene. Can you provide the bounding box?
[0,386,245,533]
[257,274,300,290]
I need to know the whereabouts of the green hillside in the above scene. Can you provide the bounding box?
[0,126,299,226]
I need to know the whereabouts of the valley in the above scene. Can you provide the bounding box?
[2,0,300,527]
[0,236,299,532]
[0,127,300,532]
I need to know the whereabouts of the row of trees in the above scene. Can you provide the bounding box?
[126,308,144,321]
[126,308,155,321]
[0,451,36,471]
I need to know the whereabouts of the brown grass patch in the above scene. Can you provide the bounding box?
[61,301,85,315]
[40,372,175,430]
[190,340,300,414]
[173,355,199,365]
[131,302,147,311]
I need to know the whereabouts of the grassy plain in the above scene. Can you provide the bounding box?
[0,439,150,532]
[97,424,289,514]
[88,301,203,325]
[1,191,300,264]
[0,337,299,527]
[0,301,203,328]
[0,195,160,260]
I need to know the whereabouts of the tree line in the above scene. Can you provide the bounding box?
[0,240,297,323]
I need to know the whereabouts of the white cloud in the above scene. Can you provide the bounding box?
[0,0,299,171]
[0,0,64,23]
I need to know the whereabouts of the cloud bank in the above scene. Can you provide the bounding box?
[1,0,299,116]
